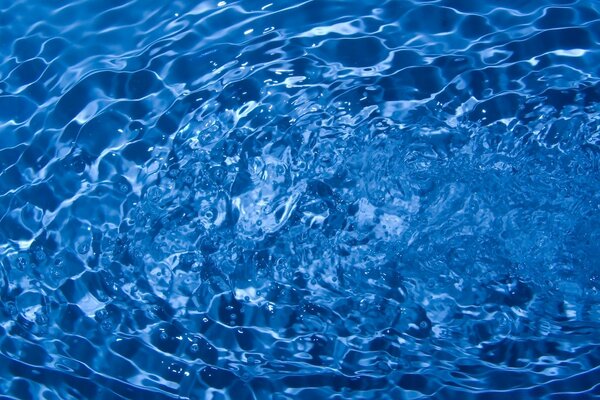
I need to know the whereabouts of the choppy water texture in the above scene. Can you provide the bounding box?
[1,0,600,398]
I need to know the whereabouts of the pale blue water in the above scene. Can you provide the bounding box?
[1,0,600,399]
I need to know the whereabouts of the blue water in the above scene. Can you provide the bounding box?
[1,0,600,398]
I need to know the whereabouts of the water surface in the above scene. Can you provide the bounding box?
[1,0,600,398]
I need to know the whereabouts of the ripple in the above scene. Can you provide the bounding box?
[1,0,600,398]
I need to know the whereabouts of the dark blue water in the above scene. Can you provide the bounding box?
[1,0,600,398]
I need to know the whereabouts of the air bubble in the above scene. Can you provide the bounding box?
[77,242,90,254]
[100,319,114,331]
[146,186,162,202]
[95,309,109,320]
[16,256,29,270]
[32,247,47,264]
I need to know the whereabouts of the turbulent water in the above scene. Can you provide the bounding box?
[1,0,600,398]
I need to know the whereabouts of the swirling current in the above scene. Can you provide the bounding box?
[1,0,600,399]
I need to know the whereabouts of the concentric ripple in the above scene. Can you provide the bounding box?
[1,0,600,399]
